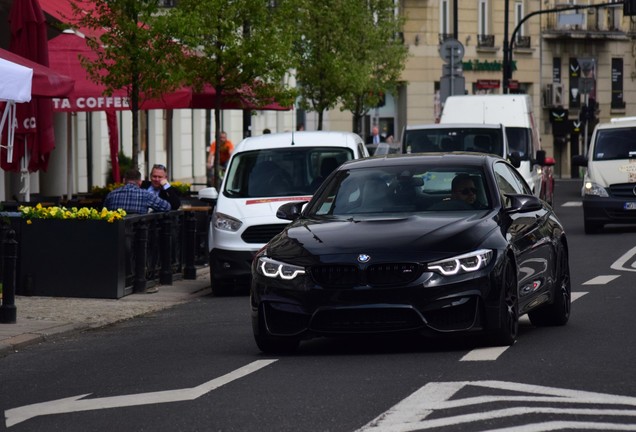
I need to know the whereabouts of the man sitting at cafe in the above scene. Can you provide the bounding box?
[141,163,181,210]
[104,168,171,214]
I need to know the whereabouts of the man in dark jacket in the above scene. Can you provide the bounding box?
[141,164,181,210]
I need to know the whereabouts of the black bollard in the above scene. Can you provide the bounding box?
[0,229,17,324]
[159,217,173,285]
[183,211,197,279]
[133,220,149,293]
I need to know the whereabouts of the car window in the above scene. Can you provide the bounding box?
[308,164,491,216]
[593,127,636,161]
[223,147,353,198]
[505,127,531,159]
[404,128,504,157]
[494,162,531,206]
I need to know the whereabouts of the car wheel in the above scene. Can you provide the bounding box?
[583,218,603,234]
[254,310,300,355]
[490,257,519,346]
[528,244,571,326]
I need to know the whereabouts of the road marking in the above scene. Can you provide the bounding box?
[460,292,588,362]
[4,359,277,428]
[583,275,620,285]
[561,201,582,207]
[355,380,636,432]
[611,245,636,273]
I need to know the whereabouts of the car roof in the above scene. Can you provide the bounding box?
[405,123,504,131]
[234,131,364,152]
[340,152,500,170]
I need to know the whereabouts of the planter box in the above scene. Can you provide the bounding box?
[18,219,127,299]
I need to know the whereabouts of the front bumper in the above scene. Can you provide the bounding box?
[251,271,499,338]
[582,196,636,225]
[210,248,256,284]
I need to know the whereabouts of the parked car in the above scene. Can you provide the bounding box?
[573,117,636,233]
[251,153,570,353]
[198,131,369,296]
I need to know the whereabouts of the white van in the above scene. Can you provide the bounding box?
[198,131,369,295]
[440,94,544,197]
[573,117,636,234]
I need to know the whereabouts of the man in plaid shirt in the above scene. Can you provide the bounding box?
[104,169,171,214]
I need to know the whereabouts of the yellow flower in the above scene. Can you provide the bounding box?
[19,205,127,223]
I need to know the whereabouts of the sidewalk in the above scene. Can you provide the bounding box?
[0,267,212,357]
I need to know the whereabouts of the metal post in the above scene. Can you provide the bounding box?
[503,0,510,94]
[0,229,18,324]
[133,220,148,293]
[183,211,197,280]
[159,216,173,285]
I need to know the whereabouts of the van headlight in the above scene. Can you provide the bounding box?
[583,181,609,197]
[256,257,306,280]
[428,249,493,276]
[213,212,243,232]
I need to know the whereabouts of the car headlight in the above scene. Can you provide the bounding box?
[256,257,306,280]
[583,181,609,197]
[213,212,242,232]
[428,249,493,276]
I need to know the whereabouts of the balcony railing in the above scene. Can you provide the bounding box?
[477,34,495,48]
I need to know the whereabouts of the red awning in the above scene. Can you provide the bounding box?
[0,47,74,98]
[48,31,289,112]
[39,0,104,39]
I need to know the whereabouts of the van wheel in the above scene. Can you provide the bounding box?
[211,277,234,297]
[583,218,602,234]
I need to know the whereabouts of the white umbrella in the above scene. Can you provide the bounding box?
[0,57,33,166]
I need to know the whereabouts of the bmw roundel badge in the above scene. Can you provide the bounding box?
[358,254,371,263]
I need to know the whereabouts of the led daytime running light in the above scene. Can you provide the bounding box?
[258,257,305,280]
[428,249,493,276]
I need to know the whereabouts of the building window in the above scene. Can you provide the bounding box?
[514,1,524,37]
[478,0,488,37]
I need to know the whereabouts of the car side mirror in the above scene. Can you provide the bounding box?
[508,152,521,168]
[198,187,219,204]
[276,201,308,221]
[535,150,546,166]
[572,154,588,167]
[504,194,543,214]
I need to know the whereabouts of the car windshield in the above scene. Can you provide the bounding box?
[593,127,636,161]
[403,128,504,157]
[223,147,354,198]
[306,164,491,216]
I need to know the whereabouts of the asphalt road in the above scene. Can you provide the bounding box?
[2,179,636,432]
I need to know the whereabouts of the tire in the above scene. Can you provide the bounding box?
[211,276,234,297]
[583,218,603,234]
[528,245,571,326]
[253,309,300,354]
[490,257,519,346]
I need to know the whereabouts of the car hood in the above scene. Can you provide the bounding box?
[587,160,636,188]
[266,212,498,265]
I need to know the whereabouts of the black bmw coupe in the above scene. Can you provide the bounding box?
[250,153,570,353]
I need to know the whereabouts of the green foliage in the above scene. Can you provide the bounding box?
[69,0,186,168]
[294,0,409,131]
[163,0,297,188]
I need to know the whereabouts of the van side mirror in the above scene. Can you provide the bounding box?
[508,152,521,168]
[198,187,219,204]
[572,155,588,167]
[535,150,546,166]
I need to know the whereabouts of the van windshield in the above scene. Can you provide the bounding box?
[593,127,636,161]
[223,147,354,198]
[403,127,504,156]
